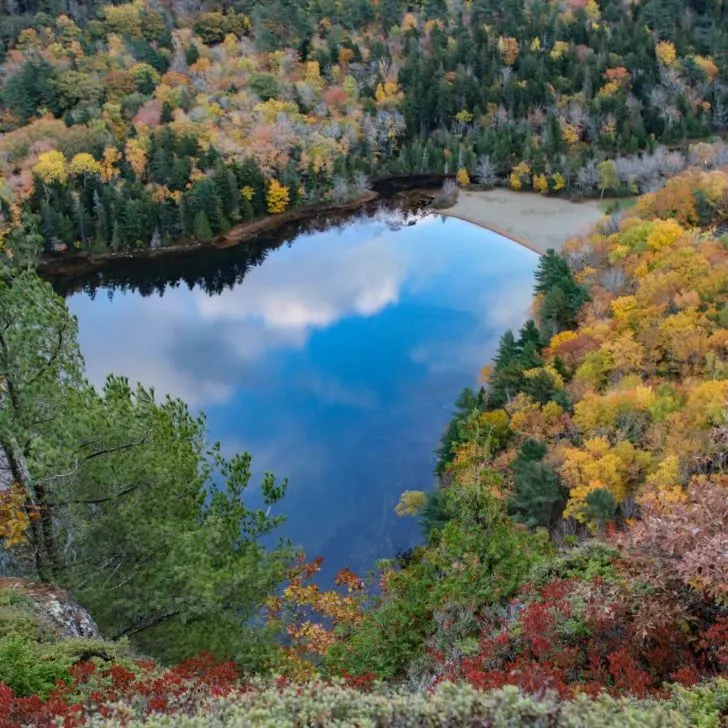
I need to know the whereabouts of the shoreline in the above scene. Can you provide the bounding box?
[39,182,608,283]
[38,189,386,280]
[435,189,606,255]
[435,209,543,255]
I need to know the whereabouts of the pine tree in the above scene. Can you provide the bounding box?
[93,190,108,248]
[517,320,543,352]
[509,439,566,528]
[420,489,449,539]
[161,101,173,123]
[583,488,618,531]
[493,330,519,372]
[509,461,566,528]
[435,387,482,475]
[535,250,590,335]
[193,211,213,242]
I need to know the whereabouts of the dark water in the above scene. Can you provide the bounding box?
[64,209,538,582]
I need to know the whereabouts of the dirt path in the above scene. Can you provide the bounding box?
[436,189,605,254]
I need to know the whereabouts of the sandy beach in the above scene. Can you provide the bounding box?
[436,189,606,254]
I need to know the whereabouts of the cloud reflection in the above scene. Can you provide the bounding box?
[194,236,402,329]
[68,215,539,580]
[72,227,405,408]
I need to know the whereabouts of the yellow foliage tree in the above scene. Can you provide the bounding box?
[100,147,121,183]
[124,138,147,178]
[642,454,685,506]
[584,0,600,20]
[395,490,427,516]
[33,150,68,186]
[550,40,570,59]
[402,12,417,30]
[655,41,677,67]
[70,152,102,178]
[497,35,519,65]
[602,332,645,375]
[456,168,470,186]
[560,437,650,522]
[694,55,719,80]
[103,1,142,36]
[573,386,656,437]
[305,60,321,83]
[0,485,31,547]
[646,219,684,251]
[267,178,290,214]
[610,295,639,326]
[375,80,403,108]
[658,308,710,374]
[574,349,613,389]
[560,120,580,147]
[507,393,566,440]
[552,171,566,192]
[532,173,548,194]
[509,161,531,190]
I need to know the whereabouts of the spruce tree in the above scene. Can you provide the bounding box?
[193,211,213,243]
[509,439,566,528]
[535,249,590,335]
[435,387,482,475]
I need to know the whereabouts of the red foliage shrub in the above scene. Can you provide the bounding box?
[323,86,348,111]
[438,576,728,699]
[0,653,239,726]
[0,683,84,728]
[340,671,376,691]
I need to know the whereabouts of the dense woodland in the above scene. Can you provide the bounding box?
[2,0,728,252]
[0,0,728,725]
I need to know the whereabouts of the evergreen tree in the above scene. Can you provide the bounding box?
[193,210,213,242]
[2,59,60,122]
[435,387,482,475]
[493,330,520,373]
[583,488,618,531]
[0,266,292,666]
[508,439,566,528]
[535,250,590,335]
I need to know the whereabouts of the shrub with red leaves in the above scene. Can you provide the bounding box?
[340,671,376,692]
[438,577,728,699]
[0,653,240,726]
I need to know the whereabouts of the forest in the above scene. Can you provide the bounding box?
[2,0,728,253]
[0,0,727,725]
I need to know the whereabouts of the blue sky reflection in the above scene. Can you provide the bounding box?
[68,214,538,580]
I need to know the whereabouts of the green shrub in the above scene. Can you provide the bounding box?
[0,587,135,697]
[84,678,728,727]
[0,636,73,697]
[529,541,620,587]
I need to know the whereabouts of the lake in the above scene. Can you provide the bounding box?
[63,208,538,583]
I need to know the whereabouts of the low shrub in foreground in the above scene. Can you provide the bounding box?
[0,653,239,727]
[80,679,728,728]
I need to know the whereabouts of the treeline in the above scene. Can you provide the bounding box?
[32,133,284,251]
[2,0,728,253]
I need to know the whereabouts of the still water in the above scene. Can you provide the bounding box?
[64,210,538,581]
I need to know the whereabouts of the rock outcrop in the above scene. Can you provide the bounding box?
[0,577,101,639]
